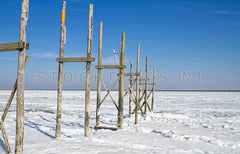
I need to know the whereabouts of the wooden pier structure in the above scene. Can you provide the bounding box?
[55,2,95,138]
[0,2,158,153]
[95,21,126,129]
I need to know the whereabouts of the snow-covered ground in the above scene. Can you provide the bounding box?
[0,90,240,153]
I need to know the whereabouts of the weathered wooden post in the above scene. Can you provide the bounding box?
[96,21,102,125]
[15,0,29,153]
[85,3,93,137]
[135,44,140,124]
[118,32,125,128]
[144,56,148,114]
[151,67,156,111]
[129,60,133,117]
[55,1,66,138]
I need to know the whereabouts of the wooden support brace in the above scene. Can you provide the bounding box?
[98,76,120,108]
[140,101,151,111]
[0,119,11,154]
[139,90,145,102]
[56,57,95,62]
[0,42,29,52]
[100,78,119,110]
[123,84,136,103]
[2,56,29,122]
[124,80,136,98]
[140,90,153,111]
[95,65,126,69]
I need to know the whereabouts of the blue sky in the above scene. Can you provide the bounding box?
[0,0,239,90]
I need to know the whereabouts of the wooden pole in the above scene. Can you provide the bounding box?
[144,56,148,114]
[140,69,142,97]
[96,21,102,125]
[15,0,29,153]
[135,44,140,124]
[129,60,133,117]
[56,1,66,138]
[118,32,125,128]
[85,4,93,137]
[2,56,29,122]
[151,67,156,111]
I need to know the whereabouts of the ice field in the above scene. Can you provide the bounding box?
[0,90,240,153]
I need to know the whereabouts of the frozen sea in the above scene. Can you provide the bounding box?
[0,90,240,154]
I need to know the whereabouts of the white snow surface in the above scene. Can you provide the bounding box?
[0,90,240,154]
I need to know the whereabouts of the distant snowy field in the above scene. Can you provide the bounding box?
[0,90,240,154]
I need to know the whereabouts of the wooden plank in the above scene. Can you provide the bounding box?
[2,56,29,122]
[118,32,125,128]
[139,78,149,81]
[55,1,66,138]
[0,42,29,52]
[96,21,102,125]
[128,78,136,81]
[117,72,140,76]
[95,65,126,69]
[135,44,140,124]
[139,82,155,85]
[56,57,95,62]
[0,119,11,154]
[94,125,118,131]
[85,3,93,137]
[16,0,29,153]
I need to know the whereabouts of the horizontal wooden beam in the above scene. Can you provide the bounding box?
[94,125,118,131]
[139,82,156,85]
[0,42,29,52]
[117,73,140,76]
[56,57,95,62]
[95,65,126,69]
[128,78,150,81]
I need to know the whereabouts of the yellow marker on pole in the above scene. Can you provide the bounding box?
[61,12,65,23]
